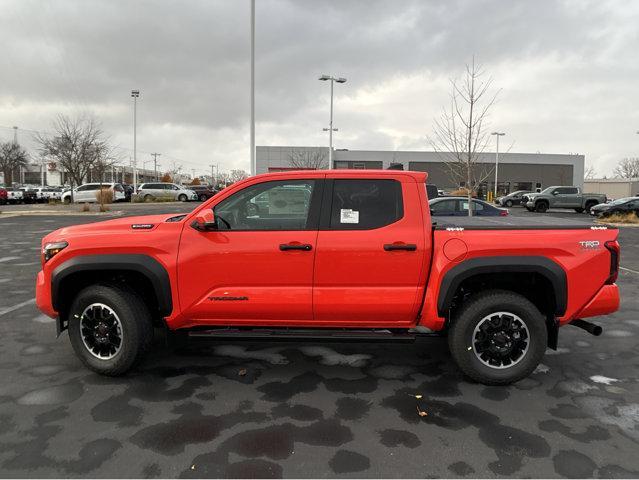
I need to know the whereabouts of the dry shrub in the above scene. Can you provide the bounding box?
[95,188,114,204]
[80,202,90,212]
[598,212,639,225]
[449,188,477,197]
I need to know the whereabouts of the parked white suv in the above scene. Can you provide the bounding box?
[61,183,126,203]
[137,182,198,202]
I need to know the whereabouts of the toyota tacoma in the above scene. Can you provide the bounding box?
[36,170,621,385]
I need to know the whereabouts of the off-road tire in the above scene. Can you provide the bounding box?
[67,284,153,376]
[178,194,188,202]
[448,290,547,385]
[535,201,549,213]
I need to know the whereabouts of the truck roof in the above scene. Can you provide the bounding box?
[253,169,428,182]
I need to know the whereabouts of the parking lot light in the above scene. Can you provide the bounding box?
[491,132,506,197]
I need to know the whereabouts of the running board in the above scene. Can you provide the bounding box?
[186,327,437,342]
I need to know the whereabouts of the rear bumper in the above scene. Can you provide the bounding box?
[570,284,619,321]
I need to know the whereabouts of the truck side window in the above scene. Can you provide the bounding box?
[214,180,316,231]
[329,179,403,230]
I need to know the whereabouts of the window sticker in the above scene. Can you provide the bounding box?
[340,209,359,223]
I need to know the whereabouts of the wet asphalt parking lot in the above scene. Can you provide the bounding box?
[0,203,637,478]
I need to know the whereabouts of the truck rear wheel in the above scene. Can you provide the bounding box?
[67,285,153,376]
[585,201,598,213]
[448,290,547,385]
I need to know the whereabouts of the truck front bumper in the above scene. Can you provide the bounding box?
[35,270,57,319]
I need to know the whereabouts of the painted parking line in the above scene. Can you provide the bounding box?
[0,299,36,316]
[620,266,639,275]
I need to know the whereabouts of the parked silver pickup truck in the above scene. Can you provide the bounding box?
[523,186,606,213]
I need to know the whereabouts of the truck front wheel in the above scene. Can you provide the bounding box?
[448,290,547,385]
[67,285,153,376]
[535,201,549,213]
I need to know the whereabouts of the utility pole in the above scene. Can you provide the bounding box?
[250,0,256,176]
[131,89,140,191]
[151,152,161,181]
[13,126,22,185]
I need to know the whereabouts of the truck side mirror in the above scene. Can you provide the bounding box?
[192,211,217,231]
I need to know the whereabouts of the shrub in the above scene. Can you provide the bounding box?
[597,212,639,225]
[80,202,90,212]
[449,188,477,197]
[95,188,114,204]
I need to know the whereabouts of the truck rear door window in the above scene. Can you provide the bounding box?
[329,179,403,230]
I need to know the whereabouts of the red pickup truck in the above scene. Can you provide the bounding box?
[36,170,620,385]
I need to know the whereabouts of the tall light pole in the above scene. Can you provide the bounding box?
[250,0,255,176]
[491,131,505,197]
[319,75,347,169]
[131,89,140,191]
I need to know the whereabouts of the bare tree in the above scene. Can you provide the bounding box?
[288,149,327,170]
[584,164,597,179]
[36,114,112,201]
[613,158,639,179]
[428,58,500,216]
[0,142,28,185]
[229,169,249,183]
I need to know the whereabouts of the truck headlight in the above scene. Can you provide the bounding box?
[42,241,68,263]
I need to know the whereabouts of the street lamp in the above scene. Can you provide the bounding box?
[491,131,506,197]
[319,74,347,170]
[131,89,140,191]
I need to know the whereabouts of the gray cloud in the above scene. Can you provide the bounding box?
[0,0,637,174]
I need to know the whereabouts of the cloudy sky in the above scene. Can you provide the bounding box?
[1,0,638,177]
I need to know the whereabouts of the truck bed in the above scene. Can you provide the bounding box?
[433,215,602,230]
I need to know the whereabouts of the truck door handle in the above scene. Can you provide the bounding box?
[279,243,313,251]
[384,243,417,251]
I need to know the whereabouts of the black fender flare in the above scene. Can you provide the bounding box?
[437,256,567,317]
[51,254,173,317]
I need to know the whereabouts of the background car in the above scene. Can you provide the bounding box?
[31,187,63,202]
[5,188,24,204]
[19,187,38,204]
[429,196,509,216]
[495,190,531,207]
[61,183,126,203]
[590,197,639,218]
[137,182,198,202]
[0,187,7,205]
[190,185,218,201]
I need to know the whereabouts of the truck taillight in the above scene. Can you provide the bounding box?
[604,240,620,285]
